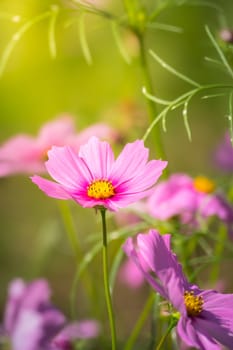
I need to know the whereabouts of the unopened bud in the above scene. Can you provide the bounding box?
[219,29,233,43]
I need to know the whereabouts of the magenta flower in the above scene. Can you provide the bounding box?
[31,137,167,211]
[0,115,119,177]
[0,278,99,350]
[123,229,233,349]
[214,132,233,172]
[147,173,233,233]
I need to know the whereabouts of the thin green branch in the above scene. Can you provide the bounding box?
[146,22,183,33]
[205,25,233,80]
[143,89,196,141]
[149,1,171,22]
[69,0,117,21]
[202,92,227,99]
[204,56,224,68]
[182,92,197,141]
[142,86,171,106]
[0,11,51,77]
[143,84,233,142]
[181,0,223,13]
[79,12,92,65]
[149,49,201,88]
[111,21,131,64]
[48,5,59,59]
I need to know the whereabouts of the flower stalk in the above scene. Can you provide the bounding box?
[100,208,117,350]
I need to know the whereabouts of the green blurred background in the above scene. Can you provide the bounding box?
[0,0,233,343]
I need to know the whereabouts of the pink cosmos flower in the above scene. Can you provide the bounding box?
[147,173,233,233]
[31,136,167,211]
[0,278,99,350]
[214,132,233,173]
[123,229,233,349]
[0,115,119,177]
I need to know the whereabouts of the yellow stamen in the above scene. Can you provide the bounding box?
[184,291,203,317]
[87,179,115,199]
[193,176,215,194]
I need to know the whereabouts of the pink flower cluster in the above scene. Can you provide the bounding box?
[147,173,233,233]
[1,117,233,350]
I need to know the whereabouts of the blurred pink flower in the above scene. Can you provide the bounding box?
[0,278,100,350]
[119,258,146,288]
[0,115,119,177]
[114,201,146,227]
[147,173,233,233]
[31,136,167,211]
[214,132,233,172]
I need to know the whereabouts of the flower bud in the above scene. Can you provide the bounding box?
[219,29,233,43]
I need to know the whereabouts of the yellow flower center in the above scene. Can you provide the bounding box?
[193,176,215,194]
[87,179,115,199]
[184,291,203,317]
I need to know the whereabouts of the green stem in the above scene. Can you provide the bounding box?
[155,318,177,350]
[124,292,155,350]
[100,208,117,350]
[122,0,167,164]
[138,33,167,163]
